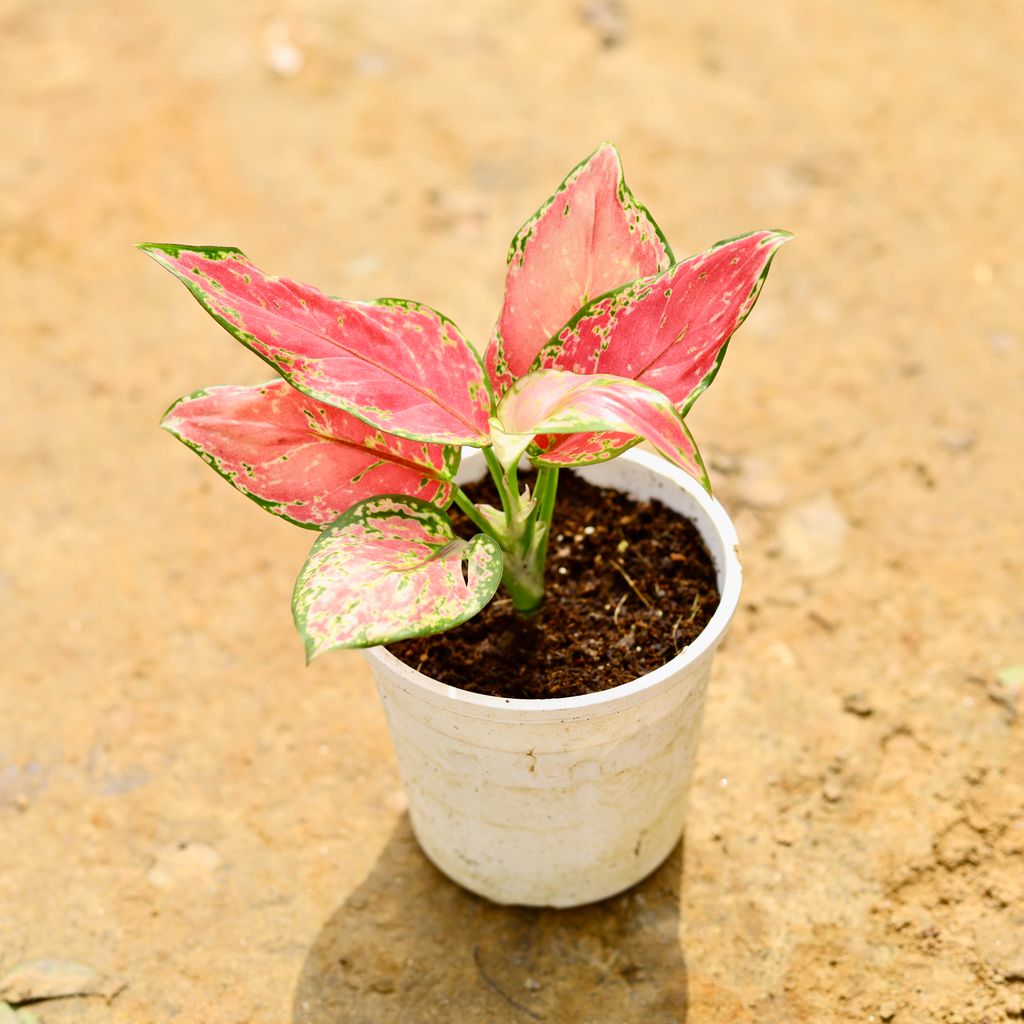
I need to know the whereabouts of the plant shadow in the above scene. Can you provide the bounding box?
[293,816,688,1023]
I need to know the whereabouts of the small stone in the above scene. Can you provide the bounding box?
[353,51,393,77]
[978,919,1024,981]
[766,640,798,668]
[732,507,765,545]
[580,0,628,48]
[147,841,223,892]
[736,458,788,508]
[774,823,799,846]
[935,822,980,870]
[986,330,1018,354]
[879,1001,897,1020]
[369,977,395,994]
[0,960,125,1004]
[842,692,874,717]
[523,977,542,991]
[822,778,843,803]
[263,17,304,77]
[708,450,741,475]
[777,494,849,577]
[939,429,976,453]
[890,905,937,937]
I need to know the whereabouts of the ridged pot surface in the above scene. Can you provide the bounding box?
[362,449,741,907]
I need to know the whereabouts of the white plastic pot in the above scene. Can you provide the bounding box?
[361,448,742,907]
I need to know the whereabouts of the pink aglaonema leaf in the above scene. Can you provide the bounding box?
[292,495,503,657]
[140,244,493,445]
[485,144,672,396]
[162,379,460,529]
[533,230,791,466]
[493,370,708,489]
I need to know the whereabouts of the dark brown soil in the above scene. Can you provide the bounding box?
[387,469,720,699]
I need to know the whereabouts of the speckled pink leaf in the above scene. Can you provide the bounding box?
[293,496,503,656]
[162,380,459,529]
[140,244,493,445]
[485,144,671,395]
[494,370,708,488]
[532,230,790,465]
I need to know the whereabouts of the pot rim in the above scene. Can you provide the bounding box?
[362,448,741,717]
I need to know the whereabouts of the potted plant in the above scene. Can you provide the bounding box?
[143,144,788,907]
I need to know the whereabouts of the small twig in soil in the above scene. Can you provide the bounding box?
[685,593,703,624]
[613,592,630,627]
[472,944,544,1021]
[671,614,684,653]
[610,559,654,610]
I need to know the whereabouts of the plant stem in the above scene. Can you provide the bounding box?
[499,464,560,618]
[452,486,496,538]
[483,446,515,516]
[532,465,560,568]
[461,450,562,619]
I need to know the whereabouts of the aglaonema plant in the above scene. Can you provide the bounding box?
[144,144,788,661]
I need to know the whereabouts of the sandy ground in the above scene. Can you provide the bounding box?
[2,1,1023,1021]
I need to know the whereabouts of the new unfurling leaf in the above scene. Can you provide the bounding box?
[493,370,707,488]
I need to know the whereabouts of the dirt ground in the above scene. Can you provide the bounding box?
[3,1,1023,1021]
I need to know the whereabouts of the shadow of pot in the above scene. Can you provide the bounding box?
[293,815,688,1023]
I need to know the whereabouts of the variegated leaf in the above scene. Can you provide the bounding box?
[493,370,708,488]
[162,379,459,529]
[533,230,791,465]
[293,495,503,657]
[140,244,493,445]
[485,144,672,395]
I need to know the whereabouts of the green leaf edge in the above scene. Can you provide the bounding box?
[291,495,504,659]
[505,142,675,268]
[490,143,675,388]
[160,384,460,530]
[531,229,792,388]
[139,242,496,446]
[678,229,792,416]
[523,229,791,475]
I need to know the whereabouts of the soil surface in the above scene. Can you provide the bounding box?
[389,470,720,699]
[3,2,1024,1023]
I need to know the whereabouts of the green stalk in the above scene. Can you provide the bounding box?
[531,465,560,568]
[483,446,515,518]
[452,486,497,538]
[462,450,562,618]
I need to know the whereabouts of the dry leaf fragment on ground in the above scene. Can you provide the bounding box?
[0,959,125,1004]
[1,1002,39,1024]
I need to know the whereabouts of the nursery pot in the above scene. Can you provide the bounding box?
[361,448,742,907]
